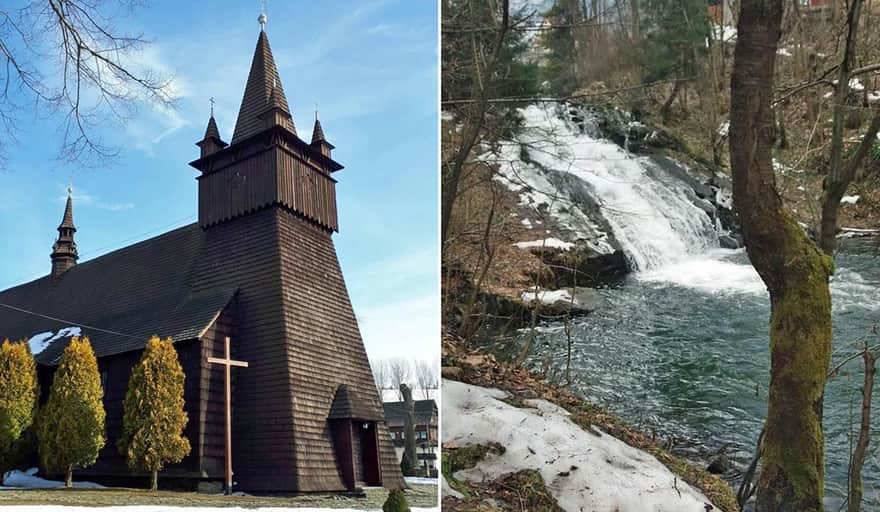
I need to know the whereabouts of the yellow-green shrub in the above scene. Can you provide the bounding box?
[0,339,39,482]
[37,337,105,487]
[118,336,190,491]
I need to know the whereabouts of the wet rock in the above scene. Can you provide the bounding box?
[707,453,733,475]
[718,234,742,249]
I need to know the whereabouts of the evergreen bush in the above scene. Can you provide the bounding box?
[118,336,191,491]
[37,337,105,488]
[383,488,410,512]
[0,339,39,484]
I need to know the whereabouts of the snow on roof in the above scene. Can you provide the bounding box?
[27,326,81,355]
[442,379,717,511]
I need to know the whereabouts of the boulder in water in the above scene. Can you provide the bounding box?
[718,234,742,249]
[706,453,733,475]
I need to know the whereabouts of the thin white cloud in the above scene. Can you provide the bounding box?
[58,185,135,212]
[357,292,440,362]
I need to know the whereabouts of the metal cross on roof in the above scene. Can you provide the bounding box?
[258,0,267,30]
[210,97,215,116]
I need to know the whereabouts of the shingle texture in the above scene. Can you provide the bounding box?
[0,225,235,365]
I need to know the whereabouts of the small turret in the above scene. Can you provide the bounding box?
[310,114,334,158]
[51,189,79,278]
[196,114,228,158]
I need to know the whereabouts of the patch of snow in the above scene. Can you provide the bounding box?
[405,476,439,486]
[441,111,454,122]
[797,185,806,191]
[850,78,865,91]
[710,24,737,44]
[442,380,717,511]
[717,121,729,137]
[869,91,880,103]
[1,468,103,489]
[0,508,439,512]
[841,195,860,204]
[715,188,733,210]
[27,327,81,355]
[521,289,573,305]
[441,473,463,499]
[513,238,575,251]
[520,218,533,229]
[824,91,834,99]
[777,47,793,57]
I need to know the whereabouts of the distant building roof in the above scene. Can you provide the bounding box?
[382,399,437,427]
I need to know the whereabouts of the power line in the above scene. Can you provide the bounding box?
[0,214,197,291]
[0,303,142,340]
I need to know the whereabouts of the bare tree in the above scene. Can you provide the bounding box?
[413,359,438,401]
[848,345,876,512]
[730,1,833,510]
[386,358,412,401]
[0,1,177,168]
[818,0,880,254]
[370,358,388,398]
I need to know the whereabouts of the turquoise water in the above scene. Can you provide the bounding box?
[492,238,880,509]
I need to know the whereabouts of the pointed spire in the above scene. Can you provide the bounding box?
[60,190,75,230]
[231,30,294,144]
[311,113,326,144]
[310,110,334,157]
[205,115,221,140]
[51,188,79,278]
[197,112,228,158]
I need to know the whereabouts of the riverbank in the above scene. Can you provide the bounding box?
[440,337,739,511]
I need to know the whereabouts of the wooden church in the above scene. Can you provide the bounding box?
[0,22,405,493]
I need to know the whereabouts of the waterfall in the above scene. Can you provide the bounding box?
[492,104,719,272]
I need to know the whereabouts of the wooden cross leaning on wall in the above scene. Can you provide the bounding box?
[206,336,249,495]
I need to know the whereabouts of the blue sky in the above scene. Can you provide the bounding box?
[0,1,439,363]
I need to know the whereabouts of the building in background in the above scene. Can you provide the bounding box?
[382,399,438,476]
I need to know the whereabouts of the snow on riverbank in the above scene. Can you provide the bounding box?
[0,468,103,489]
[443,379,717,512]
[0,508,439,512]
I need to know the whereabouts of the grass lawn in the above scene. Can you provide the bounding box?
[0,484,438,509]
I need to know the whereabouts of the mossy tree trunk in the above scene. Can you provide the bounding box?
[151,470,158,492]
[65,465,73,489]
[729,1,833,510]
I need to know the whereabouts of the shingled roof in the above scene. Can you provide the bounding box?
[0,224,237,365]
[328,384,384,422]
[382,399,438,427]
[231,30,293,144]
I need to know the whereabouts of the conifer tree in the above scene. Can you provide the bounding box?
[37,337,106,488]
[0,339,39,485]
[118,336,190,491]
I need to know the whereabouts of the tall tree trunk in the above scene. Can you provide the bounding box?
[151,470,158,492]
[729,1,833,511]
[400,384,418,475]
[847,348,875,512]
[65,465,73,488]
[441,0,510,247]
[819,0,864,254]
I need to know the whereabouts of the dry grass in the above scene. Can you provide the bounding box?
[0,483,438,509]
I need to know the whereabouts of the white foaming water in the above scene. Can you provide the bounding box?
[636,249,766,295]
[490,104,879,306]
[491,104,717,271]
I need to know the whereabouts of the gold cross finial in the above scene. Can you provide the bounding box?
[209,96,215,116]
